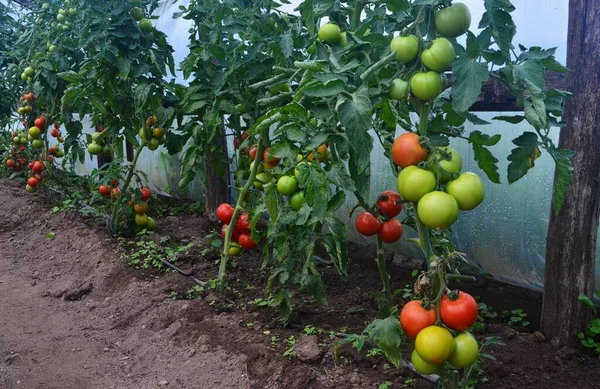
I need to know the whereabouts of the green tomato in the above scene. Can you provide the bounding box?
[421,38,456,72]
[57,14,65,22]
[68,8,77,15]
[389,78,409,100]
[318,23,341,44]
[146,216,156,231]
[417,191,459,229]
[229,242,242,256]
[415,326,455,365]
[58,9,66,15]
[339,32,348,48]
[253,172,272,191]
[435,3,471,38]
[102,146,111,156]
[20,73,28,82]
[389,35,419,63]
[147,138,160,150]
[87,142,102,155]
[24,67,35,77]
[26,184,38,193]
[428,146,462,183]
[48,45,57,53]
[276,176,298,196]
[410,71,442,101]
[32,139,44,149]
[91,131,103,143]
[446,172,485,210]
[411,349,441,375]
[448,332,479,369]
[42,3,50,10]
[289,191,306,211]
[130,7,144,21]
[56,149,65,158]
[397,166,436,202]
[139,127,148,140]
[249,161,264,174]
[139,18,153,32]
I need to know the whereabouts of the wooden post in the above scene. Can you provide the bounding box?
[541,0,600,346]
[203,122,231,221]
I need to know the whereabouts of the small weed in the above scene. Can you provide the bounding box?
[270,335,280,347]
[577,292,600,353]
[303,325,322,336]
[249,296,275,308]
[246,322,254,328]
[119,236,193,271]
[367,347,383,358]
[502,309,530,329]
[283,336,296,359]
[378,382,393,389]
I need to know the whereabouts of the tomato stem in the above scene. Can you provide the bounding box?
[217,136,265,290]
[351,1,365,31]
[109,142,144,235]
[375,235,393,316]
[418,102,430,136]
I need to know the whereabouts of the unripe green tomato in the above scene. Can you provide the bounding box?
[389,79,409,100]
[289,191,306,211]
[229,242,242,256]
[56,149,65,158]
[307,41,317,55]
[91,131,103,143]
[339,32,348,48]
[32,139,44,149]
[42,3,50,10]
[415,326,455,364]
[146,216,156,231]
[397,166,436,202]
[318,23,341,44]
[434,3,472,38]
[411,349,441,375]
[68,8,78,15]
[410,71,442,101]
[427,146,462,183]
[447,332,479,369]
[421,38,456,72]
[276,176,298,196]
[417,191,459,229]
[253,172,271,191]
[446,172,485,210]
[57,14,65,22]
[58,9,66,15]
[87,142,102,155]
[389,35,419,62]
[49,45,57,53]
[130,7,144,21]
[26,184,38,193]
[139,18,153,32]
[147,138,160,150]
[24,66,35,77]
[249,161,264,174]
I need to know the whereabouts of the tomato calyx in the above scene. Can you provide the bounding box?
[446,289,460,301]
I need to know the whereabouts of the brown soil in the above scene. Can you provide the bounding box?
[0,178,598,389]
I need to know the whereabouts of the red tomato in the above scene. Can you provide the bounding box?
[50,128,60,137]
[5,159,15,168]
[47,156,54,163]
[235,213,251,233]
[48,147,56,155]
[216,203,235,224]
[263,147,280,166]
[391,132,428,168]
[27,177,39,187]
[400,300,437,339]
[140,188,151,201]
[98,185,112,196]
[111,187,121,200]
[238,233,258,249]
[249,145,260,161]
[355,212,381,236]
[32,161,44,173]
[440,291,479,331]
[221,224,240,241]
[34,116,46,129]
[377,190,403,217]
[234,132,248,149]
[378,218,403,243]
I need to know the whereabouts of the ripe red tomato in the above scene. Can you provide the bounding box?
[140,187,151,201]
[355,212,381,236]
[50,128,60,137]
[216,203,235,224]
[27,177,39,187]
[440,291,478,331]
[221,224,240,241]
[249,145,260,161]
[47,155,54,163]
[377,190,403,217]
[391,132,428,168]
[378,218,403,243]
[400,300,437,339]
[263,147,280,166]
[238,233,258,249]
[32,161,44,173]
[5,159,15,168]
[34,116,46,129]
[234,132,248,149]
[111,187,121,200]
[98,185,111,196]
[235,213,251,233]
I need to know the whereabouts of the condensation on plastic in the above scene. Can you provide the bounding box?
[56,1,600,290]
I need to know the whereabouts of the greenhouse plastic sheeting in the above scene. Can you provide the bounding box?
[62,0,600,291]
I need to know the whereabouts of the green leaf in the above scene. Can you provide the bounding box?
[116,58,131,80]
[299,163,330,222]
[327,191,346,214]
[541,57,569,73]
[493,115,525,124]
[301,266,327,306]
[271,289,293,324]
[469,131,501,183]
[451,57,489,112]
[133,83,151,113]
[322,216,348,277]
[280,31,293,59]
[507,132,540,183]
[548,148,575,214]
[326,162,357,192]
[57,71,81,83]
[364,314,402,368]
[480,0,516,58]
[303,79,346,97]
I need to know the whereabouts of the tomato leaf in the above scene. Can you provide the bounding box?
[364,314,402,368]
[493,115,525,124]
[271,289,293,324]
[468,131,501,184]
[451,57,489,112]
[326,162,357,192]
[304,79,346,97]
[479,0,516,59]
[322,215,348,277]
[548,147,575,214]
[300,264,327,306]
[299,162,330,222]
[507,132,541,183]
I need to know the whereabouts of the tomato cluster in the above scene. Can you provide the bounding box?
[355,190,404,244]
[132,188,156,232]
[217,203,259,256]
[87,127,111,156]
[400,290,479,374]
[140,114,165,151]
[392,132,485,229]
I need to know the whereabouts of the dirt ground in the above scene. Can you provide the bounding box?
[0,178,599,389]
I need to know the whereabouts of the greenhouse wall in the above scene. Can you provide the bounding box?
[59,0,599,290]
